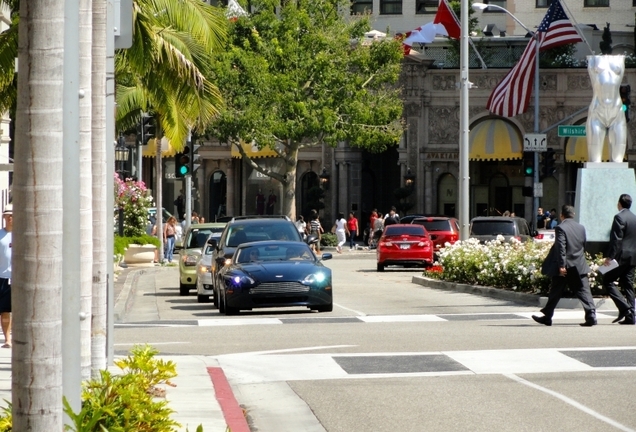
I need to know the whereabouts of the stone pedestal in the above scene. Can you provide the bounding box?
[123,244,157,267]
[574,164,636,245]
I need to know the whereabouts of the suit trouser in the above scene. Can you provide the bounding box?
[603,264,636,313]
[541,275,596,318]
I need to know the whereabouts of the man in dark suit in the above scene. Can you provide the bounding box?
[532,205,596,327]
[603,193,636,325]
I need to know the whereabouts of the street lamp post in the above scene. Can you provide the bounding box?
[473,3,540,230]
[458,0,470,240]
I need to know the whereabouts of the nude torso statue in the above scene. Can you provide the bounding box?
[586,55,627,163]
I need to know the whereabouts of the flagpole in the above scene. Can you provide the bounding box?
[559,0,594,54]
[459,0,470,239]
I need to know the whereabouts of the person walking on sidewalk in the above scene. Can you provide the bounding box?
[309,212,323,255]
[347,212,359,250]
[333,212,349,254]
[603,193,636,325]
[532,205,596,327]
[163,216,178,263]
[0,206,12,348]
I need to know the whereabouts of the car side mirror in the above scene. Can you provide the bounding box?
[320,253,333,261]
[207,238,218,249]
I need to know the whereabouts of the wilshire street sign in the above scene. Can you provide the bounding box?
[558,125,586,137]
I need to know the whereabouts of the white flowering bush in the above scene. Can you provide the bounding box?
[426,237,605,295]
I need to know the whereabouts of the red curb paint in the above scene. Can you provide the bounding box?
[207,367,251,432]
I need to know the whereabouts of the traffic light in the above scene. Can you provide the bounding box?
[523,152,534,177]
[175,146,191,178]
[141,114,155,144]
[189,143,201,175]
[620,84,631,123]
[541,148,556,178]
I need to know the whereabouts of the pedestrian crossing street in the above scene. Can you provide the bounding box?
[215,345,636,384]
[115,310,622,328]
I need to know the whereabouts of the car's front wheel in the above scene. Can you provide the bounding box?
[179,282,190,296]
[197,294,210,303]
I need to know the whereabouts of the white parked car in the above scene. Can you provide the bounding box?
[196,232,222,303]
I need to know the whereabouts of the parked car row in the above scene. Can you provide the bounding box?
[375,214,553,271]
[179,215,333,315]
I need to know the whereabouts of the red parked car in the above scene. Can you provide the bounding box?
[411,216,460,253]
[376,224,434,272]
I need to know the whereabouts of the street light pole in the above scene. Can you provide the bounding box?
[473,3,540,229]
[459,0,470,240]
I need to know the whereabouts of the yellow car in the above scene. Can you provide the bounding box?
[178,222,226,296]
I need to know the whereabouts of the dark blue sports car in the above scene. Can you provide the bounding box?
[217,241,333,315]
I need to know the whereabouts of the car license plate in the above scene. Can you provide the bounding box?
[400,244,410,249]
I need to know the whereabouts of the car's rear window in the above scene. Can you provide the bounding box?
[186,227,224,249]
[470,221,515,236]
[384,226,426,236]
[412,220,450,231]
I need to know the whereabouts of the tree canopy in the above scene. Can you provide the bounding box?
[206,0,405,217]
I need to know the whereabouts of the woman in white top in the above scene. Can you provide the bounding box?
[334,212,349,254]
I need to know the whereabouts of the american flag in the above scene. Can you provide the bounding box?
[486,0,582,117]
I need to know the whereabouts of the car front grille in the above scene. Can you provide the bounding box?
[250,282,309,294]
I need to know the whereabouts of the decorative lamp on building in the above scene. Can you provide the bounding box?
[319,167,330,190]
[404,168,415,188]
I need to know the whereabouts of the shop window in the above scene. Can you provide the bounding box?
[416,0,438,14]
[536,0,552,7]
[380,0,402,15]
[584,0,609,6]
[351,0,372,15]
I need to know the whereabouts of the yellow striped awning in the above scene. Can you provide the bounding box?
[565,135,612,162]
[469,119,523,161]
[231,141,279,159]
[142,137,178,158]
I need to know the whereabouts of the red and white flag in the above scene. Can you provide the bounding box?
[433,0,460,39]
[487,0,582,117]
[403,0,460,49]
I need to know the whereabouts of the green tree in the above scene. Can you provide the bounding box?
[207,0,404,219]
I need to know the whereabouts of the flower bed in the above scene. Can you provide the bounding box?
[424,237,605,295]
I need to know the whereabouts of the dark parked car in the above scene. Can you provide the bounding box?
[216,241,333,315]
[209,217,306,308]
[469,216,532,243]
[376,224,434,271]
[410,216,460,252]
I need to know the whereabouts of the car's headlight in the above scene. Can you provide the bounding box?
[303,272,327,285]
[198,264,211,274]
[182,254,198,266]
[231,274,255,286]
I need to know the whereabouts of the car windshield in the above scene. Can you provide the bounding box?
[470,221,515,236]
[412,220,450,231]
[384,226,426,237]
[226,224,301,247]
[235,244,314,264]
[185,227,224,249]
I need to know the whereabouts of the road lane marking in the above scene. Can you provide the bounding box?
[198,318,283,326]
[505,373,636,432]
[333,303,367,316]
[360,314,447,323]
[114,341,191,346]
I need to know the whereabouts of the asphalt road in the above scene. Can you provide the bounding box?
[115,254,636,432]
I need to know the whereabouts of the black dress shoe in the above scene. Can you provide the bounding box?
[618,311,635,325]
[612,311,627,323]
[532,315,552,326]
[580,319,597,327]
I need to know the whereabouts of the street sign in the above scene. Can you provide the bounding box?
[534,182,543,198]
[523,134,547,152]
[557,125,586,137]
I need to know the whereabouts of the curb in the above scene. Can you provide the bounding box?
[411,276,619,311]
[114,268,143,323]
[411,275,539,305]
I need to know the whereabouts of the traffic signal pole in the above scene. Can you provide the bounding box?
[532,32,540,233]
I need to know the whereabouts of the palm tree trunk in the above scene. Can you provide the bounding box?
[79,0,93,380]
[91,0,107,376]
[12,0,65,429]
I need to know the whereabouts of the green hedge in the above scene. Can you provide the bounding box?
[320,232,337,247]
[114,235,160,256]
